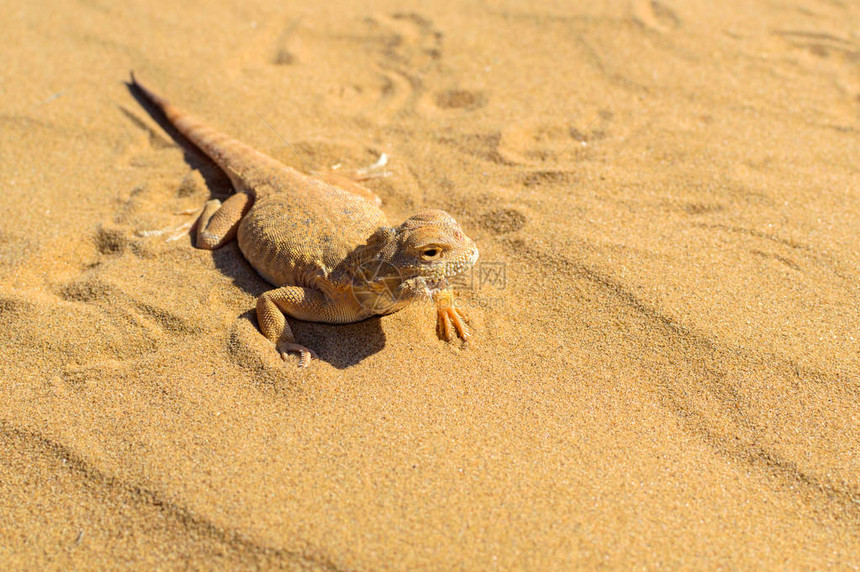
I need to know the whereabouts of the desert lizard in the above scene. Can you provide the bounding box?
[130,73,478,367]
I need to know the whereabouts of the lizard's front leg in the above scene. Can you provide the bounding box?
[195,192,252,250]
[257,286,333,367]
[434,289,470,343]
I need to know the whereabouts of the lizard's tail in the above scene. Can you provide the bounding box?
[129,71,186,126]
[129,71,277,190]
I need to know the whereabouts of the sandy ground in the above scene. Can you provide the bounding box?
[1,0,858,569]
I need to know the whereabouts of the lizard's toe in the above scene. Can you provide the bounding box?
[452,309,471,342]
[436,308,452,341]
[278,343,318,367]
[436,306,470,344]
[434,289,471,345]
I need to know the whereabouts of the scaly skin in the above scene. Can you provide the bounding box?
[131,73,478,366]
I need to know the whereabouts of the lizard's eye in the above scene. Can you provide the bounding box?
[421,247,442,260]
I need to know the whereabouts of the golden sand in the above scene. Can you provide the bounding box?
[1,0,858,568]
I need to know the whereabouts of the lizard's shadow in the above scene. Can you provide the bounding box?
[124,79,387,369]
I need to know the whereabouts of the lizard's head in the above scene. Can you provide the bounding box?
[390,209,479,288]
[350,210,479,313]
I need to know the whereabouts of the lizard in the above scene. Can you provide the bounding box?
[130,72,478,367]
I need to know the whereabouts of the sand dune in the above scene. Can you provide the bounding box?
[1,0,858,569]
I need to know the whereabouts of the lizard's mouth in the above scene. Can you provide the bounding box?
[421,247,478,296]
[422,277,449,297]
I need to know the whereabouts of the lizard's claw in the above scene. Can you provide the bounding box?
[435,293,470,343]
[278,342,318,367]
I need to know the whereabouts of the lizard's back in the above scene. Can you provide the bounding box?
[238,172,387,287]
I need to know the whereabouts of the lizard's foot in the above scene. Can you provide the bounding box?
[278,342,318,368]
[435,293,470,343]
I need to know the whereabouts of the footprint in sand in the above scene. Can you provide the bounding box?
[433,89,487,111]
[372,12,443,72]
[315,12,444,122]
[414,87,489,120]
[772,29,860,119]
[355,12,445,119]
[497,112,611,167]
[271,17,304,66]
[631,0,680,34]
[479,207,528,235]
[773,29,857,60]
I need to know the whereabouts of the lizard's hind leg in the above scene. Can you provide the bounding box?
[195,192,253,250]
[257,286,330,367]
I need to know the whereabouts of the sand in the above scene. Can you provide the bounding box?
[1,0,858,569]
